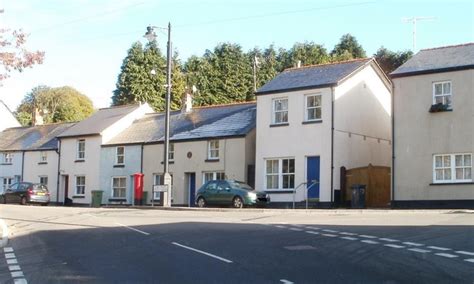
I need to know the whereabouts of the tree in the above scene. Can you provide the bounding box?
[289,42,329,67]
[0,28,44,83]
[15,86,94,126]
[374,47,413,75]
[330,34,366,60]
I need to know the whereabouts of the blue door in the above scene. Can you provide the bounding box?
[307,157,320,199]
[188,173,196,207]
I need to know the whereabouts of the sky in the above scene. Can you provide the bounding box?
[0,0,473,111]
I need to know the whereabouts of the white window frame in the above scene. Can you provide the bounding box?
[39,176,48,187]
[272,97,289,124]
[77,139,85,160]
[265,158,295,190]
[3,153,13,164]
[169,143,174,162]
[152,173,173,200]
[39,151,48,163]
[305,94,322,121]
[111,176,127,198]
[433,153,472,183]
[202,171,225,185]
[432,81,452,108]
[75,175,86,195]
[116,146,125,165]
[2,177,13,191]
[207,140,219,160]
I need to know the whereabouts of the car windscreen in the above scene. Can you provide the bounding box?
[33,184,48,192]
[228,181,254,191]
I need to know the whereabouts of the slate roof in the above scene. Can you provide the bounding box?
[104,102,256,146]
[57,104,141,138]
[255,58,372,95]
[0,123,75,151]
[391,43,474,78]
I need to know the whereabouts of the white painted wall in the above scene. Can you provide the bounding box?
[0,151,22,191]
[100,145,142,204]
[0,101,20,132]
[23,150,60,202]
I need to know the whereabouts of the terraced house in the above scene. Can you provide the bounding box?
[391,43,474,208]
[100,101,256,206]
[255,58,392,207]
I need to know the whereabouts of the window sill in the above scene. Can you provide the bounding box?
[109,198,126,202]
[72,195,85,199]
[160,161,175,165]
[430,182,474,186]
[302,120,323,125]
[0,163,12,165]
[205,159,219,163]
[113,164,125,168]
[38,162,48,165]
[269,123,289,128]
[74,160,85,163]
[265,190,294,194]
[429,104,452,113]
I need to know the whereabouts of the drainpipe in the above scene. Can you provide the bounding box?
[56,139,61,204]
[20,151,25,182]
[391,82,395,207]
[140,143,144,173]
[330,86,335,206]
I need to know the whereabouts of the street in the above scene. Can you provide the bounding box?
[0,205,473,284]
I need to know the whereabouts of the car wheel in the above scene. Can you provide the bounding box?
[197,197,206,208]
[20,196,27,205]
[232,196,244,209]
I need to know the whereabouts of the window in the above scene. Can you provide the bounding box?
[75,176,85,195]
[433,81,452,108]
[153,173,173,200]
[39,151,47,163]
[169,143,174,161]
[434,154,472,183]
[208,140,219,160]
[77,139,85,160]
[202,172,225,185]
[116,146,124,165]
[3,153,13,164]
[39,176,48,187]
[2,178,13,191]
[305,94,322,121]
[265,158,295,190]
[272,98,288,124]
[112,177,126,198]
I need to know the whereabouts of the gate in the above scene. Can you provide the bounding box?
[341,164,390,208]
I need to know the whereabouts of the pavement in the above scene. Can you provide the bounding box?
[0,205,473,284]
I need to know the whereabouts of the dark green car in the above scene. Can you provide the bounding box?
[195,180,270,208]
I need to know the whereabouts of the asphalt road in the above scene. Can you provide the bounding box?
[0,205,473,284]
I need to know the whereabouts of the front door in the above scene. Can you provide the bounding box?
[307,156,320,199]
[187,173,196,207]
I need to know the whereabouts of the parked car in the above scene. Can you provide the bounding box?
[196,180,270,208]
[1,182,50,206]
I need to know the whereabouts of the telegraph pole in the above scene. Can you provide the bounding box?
[402,16,436,52]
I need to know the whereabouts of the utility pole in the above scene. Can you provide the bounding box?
[402,16,436,52]
[252,55,260,92]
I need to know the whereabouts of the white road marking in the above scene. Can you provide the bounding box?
[341,237,358,241]
[9,265,21,271]
[403,242,424,246]
[340,232,356,236]
[428,246,451,251]
[384,244,405,249]
[5,253,15,259]
[4,247,14,253]
[305,226,320,230]
[321,234,337,237]
[11,271,24,278]
[289,228,303,232]
[115,223,150,236]
[305,231,319,235]
[172,242,233,264]
[379,238,399,242]
[455,251,474,256]
[464,258,474,263]
[280,280,294,284]
[361,240,379,244]
[7,259,18,264]
[322,229,338,233]
[14,279,27,284]
[408,248,431,253]
[275,225,287,229]
[435,253,458,258]
[0,219,9,247]
[359,235,377,239]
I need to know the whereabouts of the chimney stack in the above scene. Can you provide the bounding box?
[32,108,44,126]
[297,60,302,68]
[182,92,193,113]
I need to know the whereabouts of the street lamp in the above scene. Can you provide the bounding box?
[144,23,172,207]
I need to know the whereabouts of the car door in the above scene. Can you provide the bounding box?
[202,181,219,205]
[217,181,234,205]
[5,183,19,203]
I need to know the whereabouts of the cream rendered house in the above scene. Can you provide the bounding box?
[101,102,256,206]
[57,103,152,205]
[0,100,20,132]
[391,43,474,208]
[255,58,392,207]
[0,123,73,202]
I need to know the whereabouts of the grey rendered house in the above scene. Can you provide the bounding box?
[100,102,256,206]
[391,43,474,208]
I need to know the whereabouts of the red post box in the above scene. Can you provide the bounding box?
[133,173,144,205]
